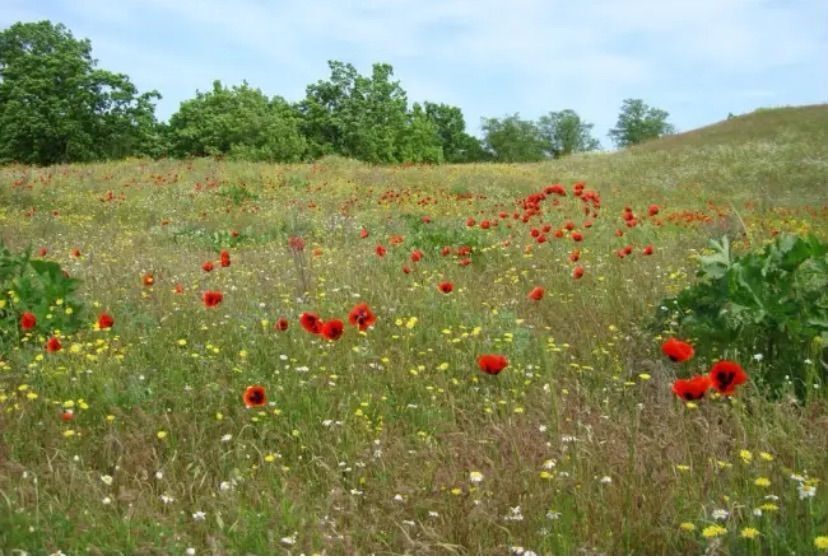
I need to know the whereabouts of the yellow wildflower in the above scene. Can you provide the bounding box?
[702,525,727,538]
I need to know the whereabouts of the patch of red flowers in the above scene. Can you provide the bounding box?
[438,281,453,294]
[477,354,508,375]
[661,338,694,363]
[20,311,36,331]
[243,385,267,408]
[299,312,322,334]
[202,291,223,308]
[288,236,305,251]
[528,286,544,301]
[97,313,114,329]
[708,360,748,395]
[46,336,62,352]
[321,319,345,341]
[671,375,711,401]
[348,303,376,331]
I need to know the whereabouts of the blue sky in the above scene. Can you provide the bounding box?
[3,0,826,145]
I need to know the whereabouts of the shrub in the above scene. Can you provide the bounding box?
[0,242,85,352]
[654,233,827,400]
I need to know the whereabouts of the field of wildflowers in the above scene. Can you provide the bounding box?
[0,106,826,555]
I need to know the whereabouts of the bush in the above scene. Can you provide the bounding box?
[0,242,85,352]
[654,233,828,400]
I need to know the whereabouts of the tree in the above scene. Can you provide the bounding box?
[298,60,444,164]
[166,81,306,162]
[422,102,487,163]
[0,21,161,165]
[608,98,675,148]
[481,114,546,162]
[537,109,600,158]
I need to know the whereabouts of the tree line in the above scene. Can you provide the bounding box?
[0,21,676,166]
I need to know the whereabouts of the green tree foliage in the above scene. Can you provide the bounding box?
[299,61,444,164]
[537,109,600,158]
[481,114,546,162]
[166,81,306,162]
[0,21,161,165]
[422,102,488,163]
[609,98,675,147]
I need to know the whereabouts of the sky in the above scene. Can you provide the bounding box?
[2,0,827,145]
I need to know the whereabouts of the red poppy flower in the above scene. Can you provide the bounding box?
[142,273,155,286]
[480,220,491,230]
[402,265,411,274]
[466,217,476,227]
[220,250,231,267]
[708,360,748,395]
[438,281,453,294]
[274,317,289,331]
[321,319,344,341]
[458,258,471,267]
[440,246,452,256]
[375,245,386,257]
[572,266,585,279]
[530,228,540,238]
[38,247,48,257]
[348,303,376,331]
[623,245,633,256]
[672,375,711,401]
[528,286,544,301]
[422,215,431,224]
[571,231,583,242]
[243,385,267,408]
[202,291,223,308]
[648,204,660,216]
[569,249,581,262]
[230,230,240,238]
[299,312,322,334]
[20,312,36,331]
[564,221,575,231]
[615,229,624,237]
[202,260,214,272]
[661,338,694,362]
[289,236,305,251]
[174,283,185,294]
[71,248,81,258]
[554,229,564,238]
[46,336,62,352]
[97,313,114,329]
[642,244,654,256]
[410,249,423,263]
[360,227,369,239]
[477,354,508,375]
[61,409,74,422]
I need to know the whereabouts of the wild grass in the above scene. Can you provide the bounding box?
[0,105,826,555]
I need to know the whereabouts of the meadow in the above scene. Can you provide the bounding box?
[0,105,826,555]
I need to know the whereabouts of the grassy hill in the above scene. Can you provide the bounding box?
[0,105,826,555]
